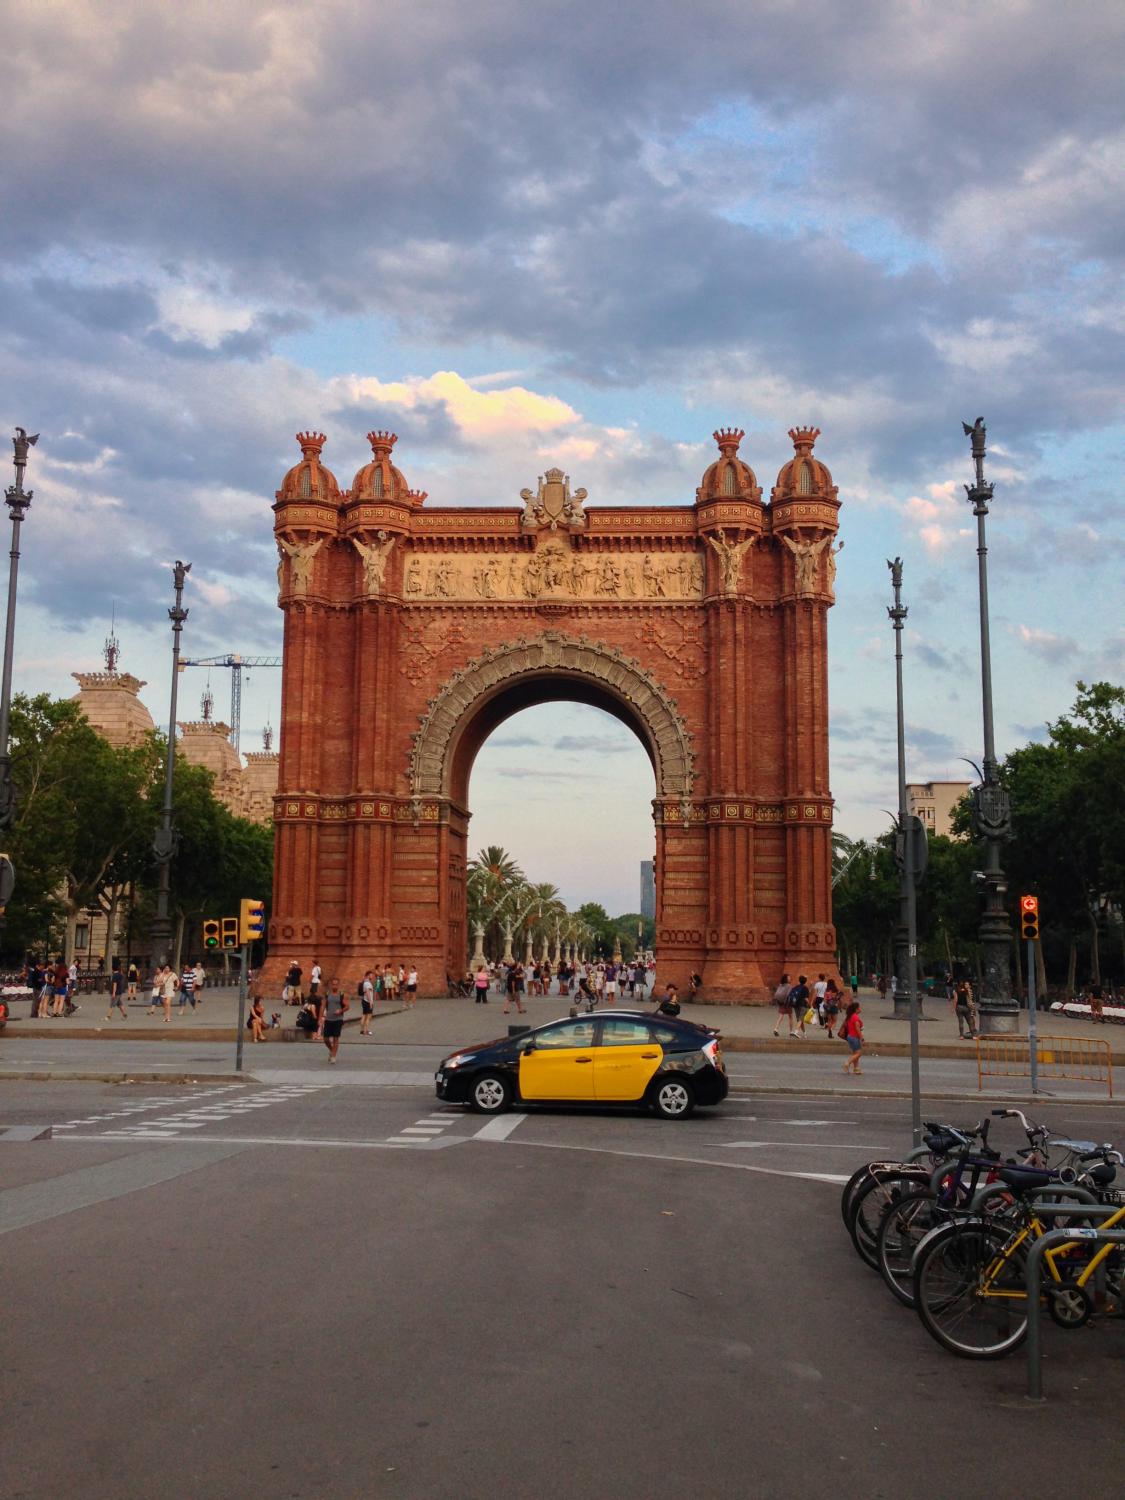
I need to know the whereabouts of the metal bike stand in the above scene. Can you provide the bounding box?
[968,1182,1097,1214]
[1024,1210,1125,1400]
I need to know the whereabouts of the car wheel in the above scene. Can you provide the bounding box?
[469,1072,512,1114]
[650,1075,695,1120]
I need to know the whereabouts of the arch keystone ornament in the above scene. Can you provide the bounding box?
[263,427,842,1002]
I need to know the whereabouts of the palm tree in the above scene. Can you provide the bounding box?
[467,847,528,960]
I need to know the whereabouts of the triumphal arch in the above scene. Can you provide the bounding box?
[265,425,841,1002]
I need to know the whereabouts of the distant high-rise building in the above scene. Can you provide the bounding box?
[640,859,655,920]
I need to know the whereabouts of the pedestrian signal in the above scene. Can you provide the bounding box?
[1020,895,1040,942]
[203,918,220,950]
[221,917,240,949]
[239,898,265,945]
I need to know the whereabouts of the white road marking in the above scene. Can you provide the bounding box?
[721,1140,888,1151]
[774,1118,851,1126]
[489,1136,851,1185]
[473,1113,527,1142]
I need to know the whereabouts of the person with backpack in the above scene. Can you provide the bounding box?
[318,978,348,1063]
[788,975,810,1038]
[840,1000,864,1075]
[771,974,793,1037]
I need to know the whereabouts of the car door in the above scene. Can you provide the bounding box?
[517,1018,598,1100]
[592,1016,664,1101]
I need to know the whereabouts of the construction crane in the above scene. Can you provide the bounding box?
[178,654,281,754]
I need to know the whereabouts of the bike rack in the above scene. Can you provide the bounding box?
[1024,1205,1125,1400]
[968,1181,1097,1213]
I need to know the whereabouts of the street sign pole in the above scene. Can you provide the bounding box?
[1027,937,1038,1094]
[235,942,249,1073]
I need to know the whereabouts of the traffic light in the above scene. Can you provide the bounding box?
[202,918,220,951]
[221,917,240,949]
[239,898,265,945]
[1020,895,1040,942]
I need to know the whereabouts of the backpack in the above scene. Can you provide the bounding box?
[357,981,365,997]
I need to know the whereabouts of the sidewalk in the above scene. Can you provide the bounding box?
[2,986,405,1042]
[4,983,1122,1063]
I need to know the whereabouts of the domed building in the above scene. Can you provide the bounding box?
[770,426,837,502]
[276,431,341,502]
[350,430,411,501]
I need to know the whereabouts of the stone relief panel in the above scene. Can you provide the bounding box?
[401,536,703,603]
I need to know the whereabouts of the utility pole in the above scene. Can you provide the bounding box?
[888,558,922,1144]
[963,419,1016,1033]
[150,561,190,968]
[0,428,38,944]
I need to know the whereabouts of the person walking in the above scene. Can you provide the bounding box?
[474,963,490,1003]
[404,965,418,1007]
[813,973,829,1026]
[841,1001,864,1075]
[65,959,80,1015]
[160,963,178,1023]
[1089,982,1106,1023]
[604,962,618,1007]
[284,960,303,1006]
[359,970,375,1035]
[179,960,197,1012]
[308,959,322,1007]
[147,967,161,1016]
[849,971,859,1000]
[789,974,811,1038]
[49,957,69,1017]
[823,977,842,1037]
[771,974,793,1037]
[318,978,348,1063]
[876,973,888,1004]
[126,959,139,1004]
[953,978,976,1039]
[105,960,128,1020]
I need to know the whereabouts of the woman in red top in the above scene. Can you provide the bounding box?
[841,1000,864,1075]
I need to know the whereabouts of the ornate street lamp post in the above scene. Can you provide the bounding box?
[0,428,38,935]
[963,418,1016,1032]
[149,561,190,968]
[888,558,922,1143]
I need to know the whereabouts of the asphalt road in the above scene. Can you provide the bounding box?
[3,1081,1124,1500]
[1,1033,1119,1104]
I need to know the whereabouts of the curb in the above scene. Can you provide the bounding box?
[0,1005,407,1044]
[0,1072,246,1085]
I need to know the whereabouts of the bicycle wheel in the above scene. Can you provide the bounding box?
[840,1164,875,1229]
[876,1186,942,1307]
[849,1170,930,1269]
[913,1220,1029,1358]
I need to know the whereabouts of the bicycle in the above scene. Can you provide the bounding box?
[911,1143,1125,1358]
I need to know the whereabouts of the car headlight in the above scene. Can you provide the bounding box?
[444,1053,474,1069]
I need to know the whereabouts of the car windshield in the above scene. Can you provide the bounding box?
[527,1019,597,1049]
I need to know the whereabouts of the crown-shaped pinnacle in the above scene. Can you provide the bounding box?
[367,430,398,453]
[406,488,428,504]
[788,426,821,452]
[296,431,327,455]
[713,427,745,451]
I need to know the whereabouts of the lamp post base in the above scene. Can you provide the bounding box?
[976,1002,1021,1035]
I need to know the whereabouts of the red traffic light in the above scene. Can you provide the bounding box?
[1019,894,1040,941]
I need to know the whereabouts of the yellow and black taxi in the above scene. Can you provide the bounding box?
[435,1010,728,1119]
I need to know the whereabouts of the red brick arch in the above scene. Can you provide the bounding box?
[263,429,840,1001]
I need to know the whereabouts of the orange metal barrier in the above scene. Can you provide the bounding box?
[976,1033,1113,1099]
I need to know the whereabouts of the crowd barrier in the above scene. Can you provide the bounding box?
[976,1032,1113,1099]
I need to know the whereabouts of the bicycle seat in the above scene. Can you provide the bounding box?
[998,1165,1054,1191]
[924,1130,965,1154]
[1085,1162,1117,1188]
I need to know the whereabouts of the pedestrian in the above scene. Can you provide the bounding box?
[654,983,680,1018]
[953,978,976,1039]
[284,959,303,1006]
[147,967,161,1015]
[105,959,128,1020]
[474,963,490,1003]
[65,959,80,1014]
[813,973,829,1026]
[50,956,68,1016]
[689,970,702,1000]
[126,959,138,1003]
[771,973,793,1037]
[841,1000,864,1075]
[309,959,322,1006]
[249,995,269,1042]
[404,964,418,1007]
[1089,982,1105,1023]
[502,964,527,1016]
[161,963,178,1023]
[605,962,618,1007]
[877,973,888,1003]
[359,970,374,1034]
[179,960,197,1011]
[789,974,811,1038]
[318,978,348,1063]
[849,971,859,999]
[823,977,842,1037]
[36,962,53,1018]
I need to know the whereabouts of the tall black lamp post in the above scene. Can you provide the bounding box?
[0,428,38,932]
[962,418,1016,1033]
[888,558,922,1141]
[149,560,190,968]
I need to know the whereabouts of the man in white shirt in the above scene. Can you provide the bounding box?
[813,973,828,1025]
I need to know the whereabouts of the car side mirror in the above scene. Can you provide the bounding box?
[522,1041,535,1054]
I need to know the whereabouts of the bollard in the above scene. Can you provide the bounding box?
[1024,1211,1125,1400]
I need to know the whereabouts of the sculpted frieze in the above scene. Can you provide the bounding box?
[402,536,704,603]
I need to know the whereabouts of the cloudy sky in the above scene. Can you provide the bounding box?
[1,1,1121,914]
